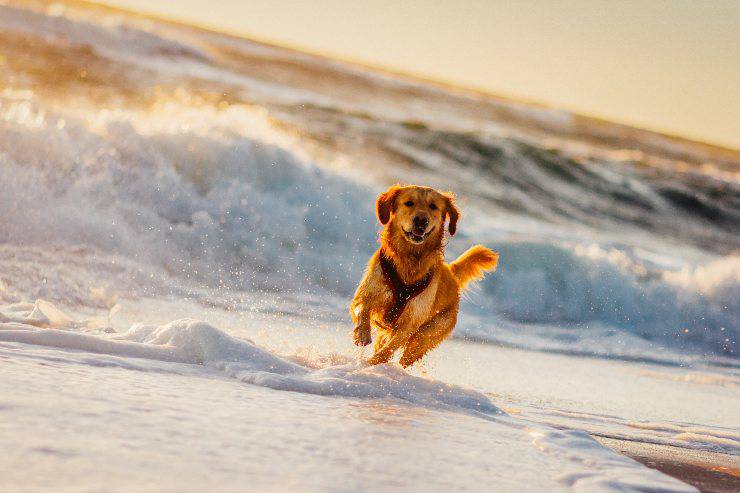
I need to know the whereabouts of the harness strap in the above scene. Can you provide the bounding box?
[379,250,433,324]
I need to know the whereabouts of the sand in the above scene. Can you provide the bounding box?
[598,437,740,493]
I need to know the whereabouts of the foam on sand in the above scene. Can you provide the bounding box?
[530,429,696,492]
[0,301,498,414]
[0,301,699,492]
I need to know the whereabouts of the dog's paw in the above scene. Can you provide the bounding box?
[353,325,371,346]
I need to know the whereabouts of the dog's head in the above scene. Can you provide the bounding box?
[376,185,459,247]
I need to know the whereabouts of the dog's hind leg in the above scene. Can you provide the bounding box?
[367,329,410,365]
[373,330,391,355]
[399,308,456,368]
[368,339,401,365]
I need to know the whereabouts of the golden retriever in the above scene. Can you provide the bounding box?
[350,185,498,367]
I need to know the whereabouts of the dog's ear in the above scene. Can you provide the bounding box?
[443,192,460,235]
[376,186,402,225]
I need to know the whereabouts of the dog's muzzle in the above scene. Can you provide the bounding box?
[403,226,435,244]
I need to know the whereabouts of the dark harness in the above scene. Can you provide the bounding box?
[379,250,434,324]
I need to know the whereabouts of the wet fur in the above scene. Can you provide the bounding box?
[351,185,498,367]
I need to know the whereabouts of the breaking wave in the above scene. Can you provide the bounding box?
[0,85,737,358]
[466,242,738,356]
[0,90,376,296]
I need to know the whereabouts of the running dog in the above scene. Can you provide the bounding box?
[351,185,498,367]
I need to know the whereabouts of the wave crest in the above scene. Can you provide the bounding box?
[468,242,738,355]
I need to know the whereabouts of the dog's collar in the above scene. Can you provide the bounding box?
[379,249,434,324]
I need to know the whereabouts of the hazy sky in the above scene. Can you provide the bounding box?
[98,0,740,149]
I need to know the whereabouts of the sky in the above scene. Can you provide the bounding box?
[97,0,740,149]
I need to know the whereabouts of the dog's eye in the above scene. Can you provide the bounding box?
[429,203,438,210]
[404,201,414,207]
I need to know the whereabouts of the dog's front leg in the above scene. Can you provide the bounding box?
[353,319,372,347]
[350,303,372,347]
[399,307,456,367]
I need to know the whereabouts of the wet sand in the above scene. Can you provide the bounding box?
[597,437,740,493]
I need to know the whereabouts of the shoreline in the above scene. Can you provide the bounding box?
[597,437,740,493]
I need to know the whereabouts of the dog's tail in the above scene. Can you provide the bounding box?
[450,245,498,290]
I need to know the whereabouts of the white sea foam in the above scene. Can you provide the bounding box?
[530,429,696,492]
[625,422,740,454]
[0,301,498,414]
[0,90,376,297]
[0,301,701,491]
[461,241,738,357]
[520,406,740,456]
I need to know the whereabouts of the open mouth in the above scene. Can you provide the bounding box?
[403,226,434,244]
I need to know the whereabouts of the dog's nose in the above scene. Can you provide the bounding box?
[413,215,429,230]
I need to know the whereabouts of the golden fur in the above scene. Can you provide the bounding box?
[350,185,498,367]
